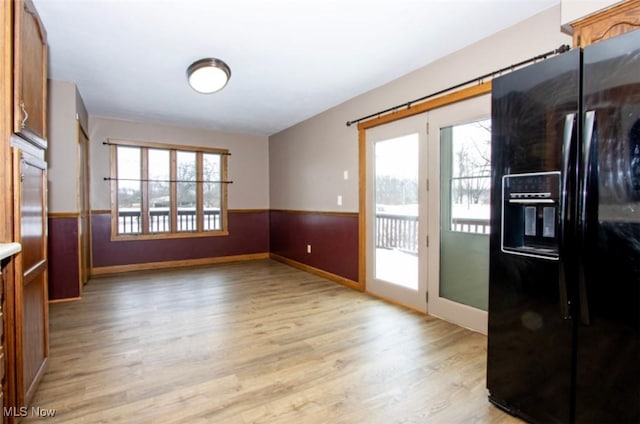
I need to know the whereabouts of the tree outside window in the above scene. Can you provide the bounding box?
[450,119,491,234]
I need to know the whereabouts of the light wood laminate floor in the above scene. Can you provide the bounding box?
[24,260,520,423]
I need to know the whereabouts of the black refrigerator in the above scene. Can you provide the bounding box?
[487,29,640,424]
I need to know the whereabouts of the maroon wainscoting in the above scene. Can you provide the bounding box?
[91,211,269,268]
[48,216,80,300]
[269,210,358,282]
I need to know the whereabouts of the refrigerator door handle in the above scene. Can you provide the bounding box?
[578,110,596,325]
[581,111,595,228]
[559,113,576,319]
[561,113,575,224]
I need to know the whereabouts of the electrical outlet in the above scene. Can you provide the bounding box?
[307,244,312,254]
[343,170,349,180]
[337,195,342,206]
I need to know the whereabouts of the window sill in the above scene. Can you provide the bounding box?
[110,230,229,242]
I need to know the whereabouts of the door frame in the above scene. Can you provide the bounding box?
[357,83,492,304]
[77,121,91,287]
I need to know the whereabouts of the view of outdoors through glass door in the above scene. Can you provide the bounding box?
[426,94,490,333]
[374,134,419,289]
[440,119,491,310]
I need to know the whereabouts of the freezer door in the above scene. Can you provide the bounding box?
[487,49,580,423]
[577,29,640,423]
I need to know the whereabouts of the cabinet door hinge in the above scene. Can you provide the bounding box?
[426,291,429,303]
[426,235,429,247]
[426,179,430,191]
[426,122,429,135]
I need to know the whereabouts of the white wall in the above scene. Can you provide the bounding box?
[47,79,79,213]
[269,5,571,213]
[89,117,269,211]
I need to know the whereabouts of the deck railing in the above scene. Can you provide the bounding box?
[451,217,490,234]
[375,214,490,255]
[376,213,419,255]
[119,210,141,234]
[118,209,221,234]
[119,210,488,241]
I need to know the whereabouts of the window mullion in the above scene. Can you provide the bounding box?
[221,153,228,232]
[110,145,118,238]
[197,152,204,232]
[141,148,150,234]
[170,150,177,233]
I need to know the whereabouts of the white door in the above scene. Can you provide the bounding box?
[366,114,428,312]
[427,94,491,333]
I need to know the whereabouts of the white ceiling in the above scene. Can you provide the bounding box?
[33,0,559,136]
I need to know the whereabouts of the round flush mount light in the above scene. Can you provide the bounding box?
[187,58,231,94]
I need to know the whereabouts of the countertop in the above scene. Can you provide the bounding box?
[0,242,21,261]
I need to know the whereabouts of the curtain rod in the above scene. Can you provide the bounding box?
[346,44,571,127]
[104,177,233,184]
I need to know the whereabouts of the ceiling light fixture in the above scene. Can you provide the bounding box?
[187,58,231,94]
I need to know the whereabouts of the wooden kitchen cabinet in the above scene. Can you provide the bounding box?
[12,147,48,409]
[1,0,50,419]
[0,244,19,424]
[13,0,47,148]
[0,262,6,422]
[568,0,640,48]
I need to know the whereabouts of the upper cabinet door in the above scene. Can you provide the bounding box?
[13,0,48,149]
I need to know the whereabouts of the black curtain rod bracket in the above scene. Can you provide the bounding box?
[346,44,570,127]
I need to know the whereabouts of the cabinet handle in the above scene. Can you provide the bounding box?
[20,101,29,129]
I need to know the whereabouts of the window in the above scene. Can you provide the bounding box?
[109,139,229,239]
[448,119,491,234]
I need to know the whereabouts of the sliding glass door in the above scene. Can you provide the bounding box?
[427,95,490,333]
[366,115,427,312]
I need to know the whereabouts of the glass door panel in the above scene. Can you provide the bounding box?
[427,94,490,333]
[440,119,491,310]
[374,134,419,289]
[366,114,427,312]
